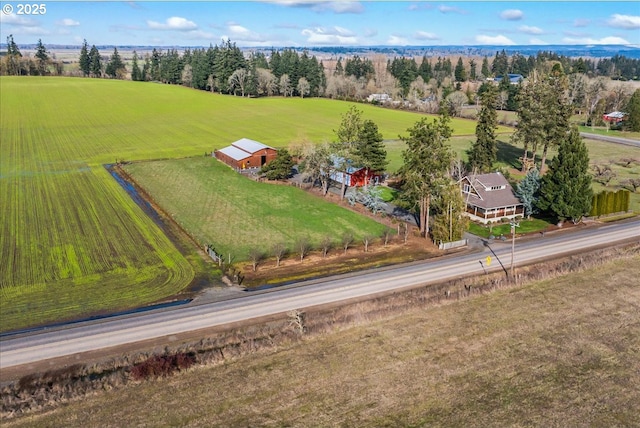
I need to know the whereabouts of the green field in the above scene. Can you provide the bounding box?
[0,76,488,331]
[124,157,388,258]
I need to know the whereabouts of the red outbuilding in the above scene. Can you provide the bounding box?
[214,138,278,170]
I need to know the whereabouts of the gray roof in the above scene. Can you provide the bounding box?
[218,145,251,161]
[474,172,510,189]
[462,173,522,210]
[232,138,273,153]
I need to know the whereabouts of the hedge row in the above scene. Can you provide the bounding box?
[590,189,631,217]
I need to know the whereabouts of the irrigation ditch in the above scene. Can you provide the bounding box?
[1,241,638,419]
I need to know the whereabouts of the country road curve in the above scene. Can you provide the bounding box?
[580,132,640,148]
[1,220,639,369]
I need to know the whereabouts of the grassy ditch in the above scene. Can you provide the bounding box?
[2,244,638,426]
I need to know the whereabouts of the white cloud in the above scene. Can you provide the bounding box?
[325,1,364,14]
[414,31,439,41]
[226,22,264,42]
[387,35,408,45]
[57,18,80,27]
[147,17,198,31]
[607,14,640,30]
[518,25,543,35]
[0,13,39,27]
[301,26,358,44]
[475,34,516,45]
[562,36,631,45]
[438,5,466,15]
[500,9,524,21]
[263,1,364,14]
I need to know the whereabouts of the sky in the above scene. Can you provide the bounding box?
[1,1,639,48]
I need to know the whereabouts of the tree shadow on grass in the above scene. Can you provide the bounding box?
[496,140,523,169]
[496,140,542,171]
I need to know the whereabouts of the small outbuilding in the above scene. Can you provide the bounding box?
[602,111,627,124]
[214,138,278,170]
[329,156,383,187]
[460,172,524,224]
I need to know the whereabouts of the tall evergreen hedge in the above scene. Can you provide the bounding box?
[589,189,631,216]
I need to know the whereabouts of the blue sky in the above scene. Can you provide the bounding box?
[1,1,639,47]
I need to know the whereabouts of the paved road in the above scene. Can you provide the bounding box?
[1,220,639,369]
[580,132,640,148]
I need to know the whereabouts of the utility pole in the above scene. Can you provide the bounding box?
[510,220,520,279]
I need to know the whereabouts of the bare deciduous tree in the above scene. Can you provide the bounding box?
[256,68,278,96]
[362,235,375,252]
[295,237,311,261]
[272,242,287,267]
[297,77,310,98]
[248,247,264,272]
[342,231,354,254]
[381,228,393,247]
[228,68,249,97]
[320,236,333,258]
[279,74,293,97]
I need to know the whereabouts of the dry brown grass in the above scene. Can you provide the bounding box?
[5,251,639,427]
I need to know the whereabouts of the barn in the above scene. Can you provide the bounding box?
[214,138,278,170]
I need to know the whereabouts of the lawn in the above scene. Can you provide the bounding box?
[124,157,389,259]
[6,255,639,427]
[467,218,551,238]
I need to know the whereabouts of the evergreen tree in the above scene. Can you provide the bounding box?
[515,168,541,219]
[334,58,344,76]
[469,58,477,81]
[79,39,90,76]
[5,34,22,75]
[467,84,498,172]
[492,49,509,78]
[353,119,388,180]
[333,105,364,199]
[399,114,454,238]
[150,48,161,81]
[88,45,102,77]
[481,56,490,78]
[624,89,640,132]
[537,126,592,223]
[105,47,125,78]
[418,56,432,82]
[431,182,468,243]
[35,39,49,75]
[261,149,294,180]
[131,51,142,81]
[454,57,467,82]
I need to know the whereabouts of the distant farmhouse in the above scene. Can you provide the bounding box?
[214,138,277,170]
[367,93,391,103]
[493,74,524,84]
[460,172,523,224]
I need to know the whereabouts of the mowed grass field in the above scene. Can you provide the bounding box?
[6,255,639,427]
[0,77,486,331]
[124,157,388,259]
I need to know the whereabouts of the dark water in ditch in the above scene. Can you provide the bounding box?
[106,164,165,228]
